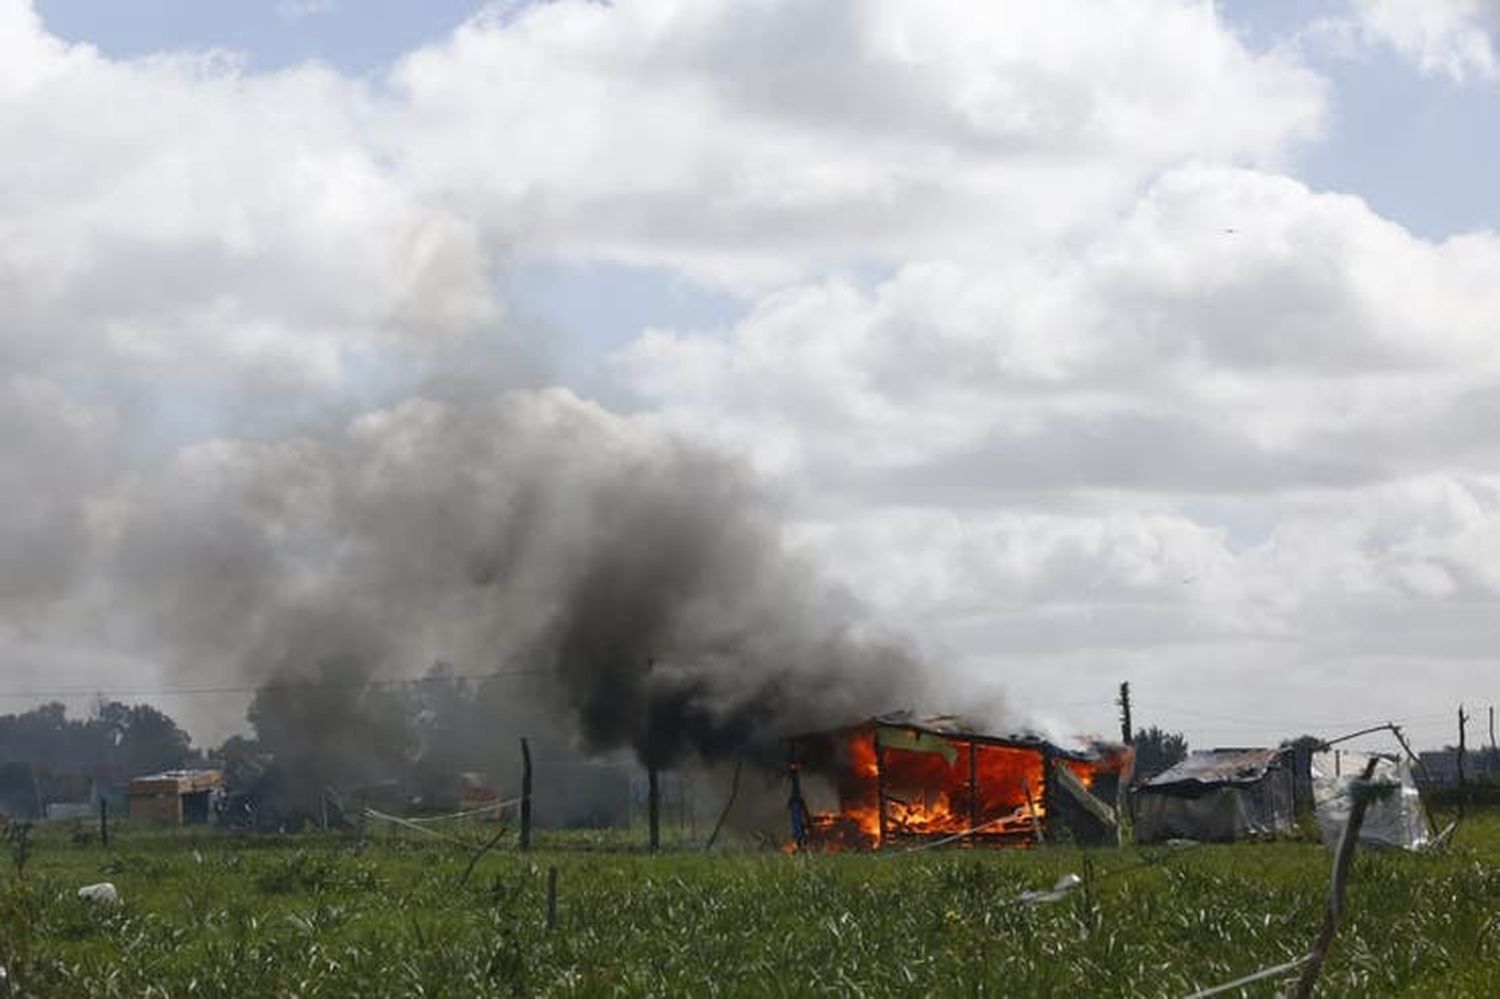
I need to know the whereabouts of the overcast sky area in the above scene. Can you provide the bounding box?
[5,0,1500,752]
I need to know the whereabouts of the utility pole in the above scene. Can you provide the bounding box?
[1114,682,1134,848]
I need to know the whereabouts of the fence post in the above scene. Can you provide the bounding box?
[648,766,661,853]
[520,737,533,853]
[1457,705,1468,818]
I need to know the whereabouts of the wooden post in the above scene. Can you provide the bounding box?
[545,866,559,930]
[1388,724,1439,838]
[1457,705,1468,818]
[30,761,43,820]
[1041,746,1055,839]
[648,766,660,853]
[1081,853,1097,933]
[705,758,743,851]
[1117,682,1132,745]
[99,797,109,848]
[967,740,979,843]
[874,730,888,849]
[520,737,533,852]
[1022,777,1044,845]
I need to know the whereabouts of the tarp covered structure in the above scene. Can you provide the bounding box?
[1310,750,1429,850]
[1133,748,1297,844]
[786,712,1132,850]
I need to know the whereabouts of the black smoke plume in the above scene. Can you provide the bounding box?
[92,389,930,771]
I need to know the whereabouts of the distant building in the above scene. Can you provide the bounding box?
[1417,748,1500,788]
[1417,750,1460,788]
[126,770,224,825]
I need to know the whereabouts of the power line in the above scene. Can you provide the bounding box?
[0,666,553,701]
[1149,701,1455,732]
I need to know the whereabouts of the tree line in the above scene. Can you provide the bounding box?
[2,664,1195,821]
[0,661,553,821]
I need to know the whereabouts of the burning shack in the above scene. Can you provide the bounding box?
[126,769,224,826]
[785,712,1132,850]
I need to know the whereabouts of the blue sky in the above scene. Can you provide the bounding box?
[35,0,485,73]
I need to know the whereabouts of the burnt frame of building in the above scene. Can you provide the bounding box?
[786,716,1128,850]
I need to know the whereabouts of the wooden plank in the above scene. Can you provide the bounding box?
[1050,760,1118,830]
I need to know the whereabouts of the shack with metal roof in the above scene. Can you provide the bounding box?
[1131,747,1297,843]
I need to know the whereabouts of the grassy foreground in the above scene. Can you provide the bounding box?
[3,815,1499,997]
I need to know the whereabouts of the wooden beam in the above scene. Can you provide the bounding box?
[1050,760,1118,831]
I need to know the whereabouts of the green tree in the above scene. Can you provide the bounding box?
[1132,725,1188,782]
[97,702,195,776]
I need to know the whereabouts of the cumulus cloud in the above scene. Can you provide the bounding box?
[1314,0,1500,84]
[0,0,495,401]
[388,0,1323,289]
[622,165,1500,493]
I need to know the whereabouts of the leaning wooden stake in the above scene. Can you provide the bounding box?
[1385,723,1440,839]
[1292,758,1382,999]
[99,798,109,848]
[545,865,559,930]
[705,757,743,851]
[1051,759,1118,833]
[1187,759,1391,999]
[519,737,533,853]
[459,822,509,887]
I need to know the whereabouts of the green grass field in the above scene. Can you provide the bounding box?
[3,813,1499,997]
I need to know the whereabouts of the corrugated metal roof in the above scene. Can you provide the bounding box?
[872,710,978,734]
[134,769,218,782]
[1142,748,1287,788]
[127,769,223,793]
[791,711,1124,762]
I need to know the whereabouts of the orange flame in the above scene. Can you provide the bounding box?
[790,727,1129,852]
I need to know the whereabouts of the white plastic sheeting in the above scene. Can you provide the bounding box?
[1310,752,1429,851]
